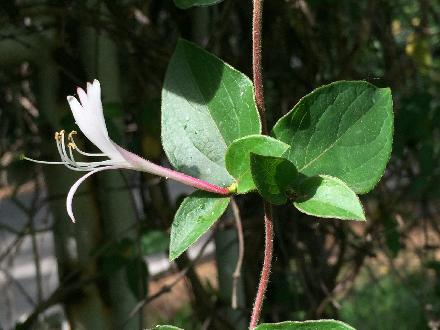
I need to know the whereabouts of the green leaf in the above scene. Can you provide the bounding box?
[162,39,260,187]
[250,154,297,205]
[174,0,223,9]
[273,81,393,194]
[169,191,230,261]
[150,326,184,330]
[225,135,289,193]
[294,175,365,221]
[140,230,169,256]
[254,320,356,330]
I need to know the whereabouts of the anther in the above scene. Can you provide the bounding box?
[68,142,76,149]
[54,131,60,140]
[68,131,77,141]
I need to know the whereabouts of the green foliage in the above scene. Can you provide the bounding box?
[293,175,365,221]
[161,39,260,187]
[97,238,148,299]
[273,81,393,194]
[151,326,184,330]
[169,191,230,261]
[250,153,297,205]
[140,230,169,256]
[174,0,223,9]
[126,258,148,299]
[383,217,401,257]
[225,135,289,193]
[340,274,432,330]
[163,45,394,260]
[254,320,355,330]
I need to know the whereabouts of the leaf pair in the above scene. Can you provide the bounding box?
[161,40,393,261]
[162,40,261,261]
[251,154,365,221]
[225,136,366,221]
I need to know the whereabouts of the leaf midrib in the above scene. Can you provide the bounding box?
[298,89,386,172]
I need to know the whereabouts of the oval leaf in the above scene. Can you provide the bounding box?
[294,175,366,221]
[254,320,356,330]
[250,154,297,205]
[169,191,230,261]
[174,0,223,9]
[151,326,184,330]
[273,81,393,194]
[162,40,260,187]
[225,135,289,193]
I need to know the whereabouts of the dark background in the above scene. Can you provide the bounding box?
[0,0,439,329]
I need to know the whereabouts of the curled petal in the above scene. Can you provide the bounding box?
[66,165,118,223]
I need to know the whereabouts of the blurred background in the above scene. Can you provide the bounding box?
[0,0,439,329]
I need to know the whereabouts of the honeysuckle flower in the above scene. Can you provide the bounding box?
[24,79,232,222]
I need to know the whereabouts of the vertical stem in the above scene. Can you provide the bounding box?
[252,0,267,135]
[250,1,274,329]
[250,202,273,329]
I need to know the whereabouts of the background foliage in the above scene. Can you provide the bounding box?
[0,0,439,329]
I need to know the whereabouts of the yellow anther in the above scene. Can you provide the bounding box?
[68,130,77,141]
[54,131,60,140]
[59,129,65,136]
[68,142,76,149]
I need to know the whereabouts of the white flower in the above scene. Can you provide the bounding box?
[24,80,231,223]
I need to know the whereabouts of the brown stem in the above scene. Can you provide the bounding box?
[250,202,273,328]
[250,1,274,328]
[252,0,267,135]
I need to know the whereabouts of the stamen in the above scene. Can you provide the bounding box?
[67,130,106,157]
[25,128,125,173]
[22,155,66,165]
[68,130,77,140]
[66,137,117,170]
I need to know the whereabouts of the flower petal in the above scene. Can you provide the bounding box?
[67,165,119,223]
[77,87,89,108]
[88,80,110,139]
[67,92,125,162]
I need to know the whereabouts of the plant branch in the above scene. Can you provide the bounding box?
[252,0,267,135]
[250,202,273,328]
[250,1,274,328]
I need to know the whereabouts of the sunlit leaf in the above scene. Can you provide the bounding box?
[273,81,393,194]
[254,319,356,330]
[162,39,260,187]
[169,191,230,261]
[293,175,366,221]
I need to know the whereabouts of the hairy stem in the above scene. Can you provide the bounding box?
[250,202,273,328]
[250,0,274,329]
[252,0,267,135]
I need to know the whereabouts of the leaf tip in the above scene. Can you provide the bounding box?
[168,250,179,262]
